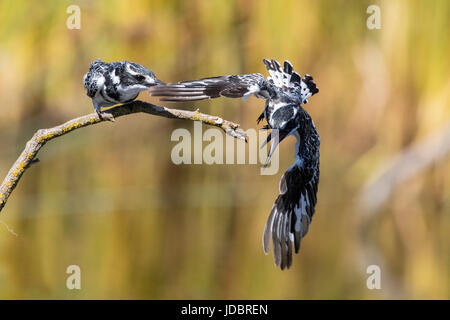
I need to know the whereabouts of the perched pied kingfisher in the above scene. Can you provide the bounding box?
[83,59,163,119]
[149,59,320,270]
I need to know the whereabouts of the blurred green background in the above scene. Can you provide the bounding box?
[0,0,449,299]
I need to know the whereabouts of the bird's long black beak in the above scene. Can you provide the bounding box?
[261,129,290,168]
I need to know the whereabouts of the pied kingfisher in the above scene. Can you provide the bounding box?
[149,59,320,270]
[83,59,163,119]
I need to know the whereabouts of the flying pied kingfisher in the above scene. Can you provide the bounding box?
[83,59,163,120]
[149,59,320,270]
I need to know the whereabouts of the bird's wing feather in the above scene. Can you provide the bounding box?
[263,59,295,88]
[263,59,319,104]
[149,73,267,102]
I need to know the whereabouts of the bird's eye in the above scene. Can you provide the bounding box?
[134,75,145,81]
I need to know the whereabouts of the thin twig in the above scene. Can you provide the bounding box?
[0,100,247,213]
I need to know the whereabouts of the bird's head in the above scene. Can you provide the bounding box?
[121,61,161,88]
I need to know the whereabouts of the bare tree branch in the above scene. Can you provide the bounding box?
[0,100,247,213]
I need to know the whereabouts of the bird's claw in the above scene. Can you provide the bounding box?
[101,112,115,122]
[97,111,115,122]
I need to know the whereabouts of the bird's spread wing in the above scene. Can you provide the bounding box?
[149,58,318,104]
[263,110,320,270]
[263,59,298,89]
[299,74,319,104]
[263,59,319,104]
[149,73,268,102]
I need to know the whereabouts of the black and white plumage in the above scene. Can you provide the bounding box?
[150,59,320,269]
[263,108,320,269]
[83,59,163,117]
